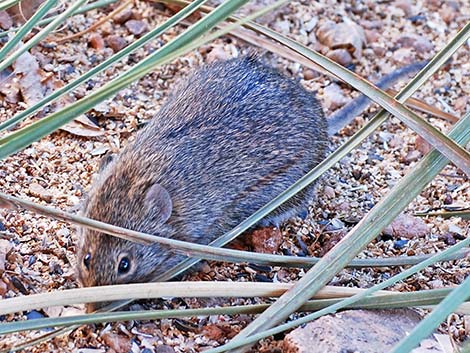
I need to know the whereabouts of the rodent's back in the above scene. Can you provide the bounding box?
[79,56,328,286]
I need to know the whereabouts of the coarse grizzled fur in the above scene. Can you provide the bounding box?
[77,55,328,288]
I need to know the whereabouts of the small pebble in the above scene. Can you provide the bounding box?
[155,345,176,353]
[443,194,453,205]
[106,35,127,52]
[393,239,408,249]
[89,33,105,50]
[415,135,432,155]
[408,15,426,24]
[448,224,463,235]
[326,49,353,67]
[352,169,362,180]
[439,233,456,245]
[28,183,53,202]
[114,8,133,24]
[303,69,317,80]
[254,273,272,282]
[394,0,413,16]
[28,255,37,266]
[26,310,45,320]
[0,11,12,30]
[125,20,148,36]
[11,276,28,295]
[404,150,421,163]
[323,185,336,199]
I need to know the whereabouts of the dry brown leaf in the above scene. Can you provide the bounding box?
[12,50,45,105]
[101,332,132,353]
[202,323,238,342]
[28,182,53,202]
[0,69,20,103]
[0,239,13,272]
[60,120,104,137]
[44,77,104,137]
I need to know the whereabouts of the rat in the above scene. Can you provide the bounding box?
[77,54,425,290]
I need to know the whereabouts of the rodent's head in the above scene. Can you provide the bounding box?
[77,232,172,287]
[77,156,176,288]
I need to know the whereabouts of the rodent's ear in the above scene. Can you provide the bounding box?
[145,183,172,225]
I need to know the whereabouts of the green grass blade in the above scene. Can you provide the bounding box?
[0,0,19,11]
[0,0,209,132]
[0,0,250,157]
[206,204,470,353]
[0,0,58,60]
[391,277,470,353]
[0,0,89,73]
[1,288,467,335]
[223,111,470,352]
[415,210,470,219]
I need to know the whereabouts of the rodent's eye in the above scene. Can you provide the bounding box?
[83,253,91,270]
[118,257,131,275]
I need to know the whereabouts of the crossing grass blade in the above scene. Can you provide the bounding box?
[222,110,470,352]
[0,0,19,11]
[0,283,392,316]
[2,288,470,335]
[0,0,89,73]
[153,19,470,286]
[2,190,469,269]
[0,0,58,60]
[0,0,252,158]
[207,234,470,353]
[390,277,470,353]
[0,0,210,132]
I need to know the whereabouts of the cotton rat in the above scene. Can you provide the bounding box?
[77,55,424,288]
